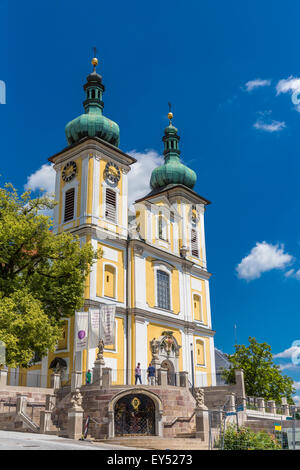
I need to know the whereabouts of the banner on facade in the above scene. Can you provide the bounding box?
[75,311,88,351]
[100,304,116,346]
[89,309,100,349]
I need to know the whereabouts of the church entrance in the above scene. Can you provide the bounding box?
[114,393,155,436]
[161,359,176,386]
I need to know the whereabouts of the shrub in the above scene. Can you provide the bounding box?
[215,424,281,450]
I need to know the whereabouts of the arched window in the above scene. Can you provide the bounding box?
[191,229,199,258]
[157,270,170,310]
[104,264,116,298]
[193,294,202,321]
[196,340,205,366]
[158,212,167,240]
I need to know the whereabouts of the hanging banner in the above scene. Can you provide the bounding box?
[100,304,116,346]
[75,311,88,351]
[89,309,100,349]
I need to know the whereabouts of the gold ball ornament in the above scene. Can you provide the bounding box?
[91,57,98,67]
[168,112,173,120]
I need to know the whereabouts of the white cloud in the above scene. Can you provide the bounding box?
[294,382,300,390]
[236,241,294,280]
[294,395,300,405]
[244,79,271,92]
[25,164,55,194]
[127,149,163,207]
[253,118,286,132]
[284,269,295,278]
[273,346,300,359]
[276,76,300,112]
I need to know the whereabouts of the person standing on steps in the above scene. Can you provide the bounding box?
[147,362,156,385]
[135,362,142,384]
[86,369,92,385]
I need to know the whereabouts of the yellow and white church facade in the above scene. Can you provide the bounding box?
[8,57,216,388]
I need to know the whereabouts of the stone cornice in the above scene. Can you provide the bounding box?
[129,239,212,280]
[48,137,136,168]
[129,307,216,337]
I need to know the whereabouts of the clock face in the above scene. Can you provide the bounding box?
[62,161,77,182]
[104,161,121,184]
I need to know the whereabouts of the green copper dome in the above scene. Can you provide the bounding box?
[65,67,120,147]
[150,118,197,190]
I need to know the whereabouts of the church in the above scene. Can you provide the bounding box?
[8,56,216,390]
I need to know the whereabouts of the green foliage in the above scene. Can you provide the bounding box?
[0,184,99,367]
[216,424,281,450]
[222,337,295,404]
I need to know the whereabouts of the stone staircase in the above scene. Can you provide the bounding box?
[94,436,209,450]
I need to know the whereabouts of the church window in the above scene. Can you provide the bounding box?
[104,264,116,298]
[56,320,68,350]
[91,89,95,99]
[158,212,167,240]
[64,188,75,222]
[193,294,202,321]
[196,340,205,366]
[157,270,170,310]
[191,229,199,257]
[105,189,117,222]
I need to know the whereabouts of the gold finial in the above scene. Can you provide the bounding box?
[91,46,98,71]
[168,102,173,123]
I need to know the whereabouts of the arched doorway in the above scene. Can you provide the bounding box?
[114,393,155,436]
[161,359,176,386]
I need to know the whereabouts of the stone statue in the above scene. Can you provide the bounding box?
[194,388,205,408]
[150,338,160,360]
[95,338,105,365]
[70,388,83,410]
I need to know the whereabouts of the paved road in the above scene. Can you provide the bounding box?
[0,430,138,450]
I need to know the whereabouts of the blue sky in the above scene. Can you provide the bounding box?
[1,0,300,393]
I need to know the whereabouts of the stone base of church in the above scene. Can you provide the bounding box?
[53,384,196,439]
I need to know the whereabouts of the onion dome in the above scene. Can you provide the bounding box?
[150,109,197,190]
[65,55,120,147]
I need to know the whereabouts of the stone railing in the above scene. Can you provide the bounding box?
[246,396,292,416]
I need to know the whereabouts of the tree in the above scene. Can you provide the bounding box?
[222,337,295,404]
[0,183,99,367]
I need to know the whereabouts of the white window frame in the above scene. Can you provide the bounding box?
[189,224,200,259]
[153,263,173,312]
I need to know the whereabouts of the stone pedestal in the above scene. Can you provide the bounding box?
[92,362,103,386]
[16,395,27,414]
[67,408,84,440]
[40,410,52,434]
[0,369,7,387]
[71,371,82,391]
[50,373,61,390]
[102,368,112,388]
[257,398,265,413]
[158,368,168,387]
[45,394,56,411]
[226,394,236,412]
[234,369,246,398]
[195,407,209,441]
[281,398,289,416]
[179,371,189,388]
[267,400,276,414]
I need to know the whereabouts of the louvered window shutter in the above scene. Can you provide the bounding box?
[105,189,116,222]
[64,188,75,222]
[191,229,199,257]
